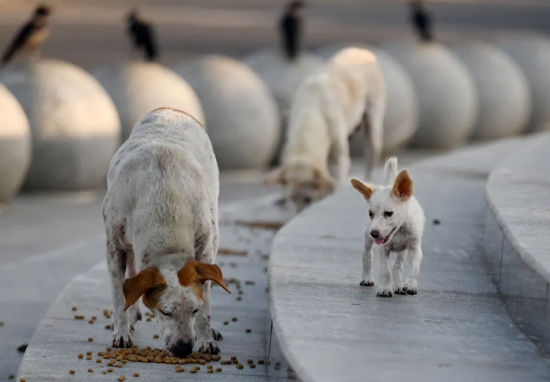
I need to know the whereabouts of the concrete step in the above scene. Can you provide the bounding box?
[15,193,296,382]
[269,136,550,382]
[484,131,550,354]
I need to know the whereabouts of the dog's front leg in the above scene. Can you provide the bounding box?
[376,247,393,297]
[333,136,352,186]
[360,236,375,286]
[126,251,142,330]
[404,245,423,295]
[393,250,407,294]
[106,240,133,347]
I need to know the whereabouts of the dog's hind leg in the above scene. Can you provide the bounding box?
[126,251,142,330]
[360,236,375,286]
[404,245,423,295]
[363,99,385,181]
[393,250,407,294]
[106,236,134,348]
[376,247,393,297]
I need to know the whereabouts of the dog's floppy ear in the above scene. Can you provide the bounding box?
[313,167,337,193]
[350,177,376,200]
[392,169,413,201]
[178,260,231,294]
[264,167,287,187]
[123,266,166,311]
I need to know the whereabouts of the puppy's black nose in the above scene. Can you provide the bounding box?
[370,230,380,239]
[169,340,193,357]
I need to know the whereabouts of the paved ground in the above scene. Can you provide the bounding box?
[270,138,550,382]
[0,0,548,70]
[0,172,279,380]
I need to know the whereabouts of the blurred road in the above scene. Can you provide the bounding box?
[0,0,548,70]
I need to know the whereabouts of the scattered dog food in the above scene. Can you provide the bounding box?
[258,359,265,364]
[235,220,284,231]
[74,315,85,320]
[72,307,78,311]
[250,364,256,369]
[433,219,441,225]
[146,318,151,322]
[108,368,114,372]
[102,371,107,375]
[19,378,26,382]
[105,324,111,329]
[218,248,248,256]
[215,367,222,372]
[133,372,140,377]
[245,328,251,333]
[7,375,14,380]
[223,321,228,325]
[86,351,92,355]
[78,354,83,359]
[236,364,244,370]
[118,377,125,381]
[153,334,159,339]
[87,369,93,373]
[247,359,253,364]
[231,317,237,322]
[86,356,92,360]
[87,337,93,342]
[69,370,75,374]
[96,359,102,363]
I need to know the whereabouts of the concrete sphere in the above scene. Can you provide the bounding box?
[498,36,550,132]
[244,48,325,116]
[382,41,478,149]
[0,59,121,192]
[0,83,31,205]
[172,55,280,170]
[450,42,530,140]
[93,62,205,142]
[317,43,419,156]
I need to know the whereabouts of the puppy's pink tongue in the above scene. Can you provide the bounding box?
[375,238,385,245]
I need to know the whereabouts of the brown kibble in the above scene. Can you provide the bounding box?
[198,360,206,365]
[86,351,92,355]
[133,372,140,377]
[207,369,213,373]
[215,367,222,372]
[8,375,14,380]
[118,377,125,382]
[247,359,253,364]
[231,317,237,322]
[86,356,92,360]
[245,328,251,333]
[212,355,221,361]
[108,368,114,372]
[69,370,75,374]
[78,353,83,359]
[72,307,78,311]
[106,347,112,351]
[250,364,256,368]
[153,334,159,339]
[96,359,102,363]
[88,369,93,373]
[122,360,127,364]
[116,363,123,368]
[88,337,93,342]
[102,371,107,374]
[146,318,151,322]
[230,356,237,360]
[223,321,228,325]
[236,364,244,369]
[220,360,226,365]
[258,359,265,364]
[190,369,197,374]
[19,379,26,382]
[236,296,242,301]
[91,316,97,320]
[105,324,111,329]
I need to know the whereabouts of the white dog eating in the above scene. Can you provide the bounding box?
[265,47,386,212]
[350,157,425,297]
[102,107,231,356]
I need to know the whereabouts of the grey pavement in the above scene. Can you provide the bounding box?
[0,173,276,380]
[270,137,550,382]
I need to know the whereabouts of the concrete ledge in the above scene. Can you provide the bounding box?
[485,132,550,353]
[270,138,550,382]
[17,195,296,381]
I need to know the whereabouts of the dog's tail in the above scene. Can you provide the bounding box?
[384,156,398,186]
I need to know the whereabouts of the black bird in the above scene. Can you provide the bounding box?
[279,0,306,61]
[1,4,52,67]
[410,0,434,43]
[127,9,159,62]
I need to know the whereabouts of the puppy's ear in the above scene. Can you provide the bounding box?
[392,169,413,201]
[313,167,337,193]
[178,260,231,294]
[264,167,287,187]
[350,177,376,200]
[123,266,166,311]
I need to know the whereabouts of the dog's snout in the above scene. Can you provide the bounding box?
[169,340,194,357]
[370,230,380,239]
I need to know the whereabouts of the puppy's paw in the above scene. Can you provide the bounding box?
[360,278,374,287]
[112,328,133,348]
[211,327,223,341]
[394,287,407,295]
[376,287,393,298]
[195,338,220,354]
[403,285,418,295]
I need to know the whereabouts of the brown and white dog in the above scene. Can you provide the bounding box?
[102,107,230,357]
[265,47,386,212]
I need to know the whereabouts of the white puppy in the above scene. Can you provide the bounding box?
[102,107,231,357]
[265,47,386,212]
[350,157,425,297]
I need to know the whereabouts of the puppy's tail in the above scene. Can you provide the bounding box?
[384,156,398,186]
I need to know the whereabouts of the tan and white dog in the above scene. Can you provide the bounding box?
[102,107,230,357]
[265,47,386,212]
